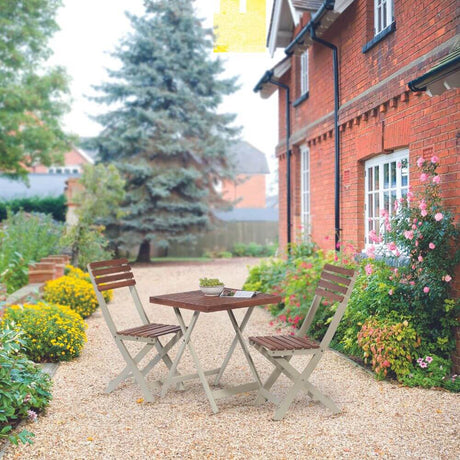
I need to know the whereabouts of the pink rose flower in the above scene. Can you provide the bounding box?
[444,275,452,282]
[404,230,414,240]
[420,173,428,182]
[431,155,439,164]
[387,241,397,251]
[432,175,440,184]
[434,213,443,221]
[388,289,393,296]
[416,157,425,168]
[418,255,423,262]
[423,286,430,293]
[365,264,373,275]
[419,199,427,211]
[366,245,376,259]
[421,209,428,217]
[429,242,435,250]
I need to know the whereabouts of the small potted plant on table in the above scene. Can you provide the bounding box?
[199,278,224,296]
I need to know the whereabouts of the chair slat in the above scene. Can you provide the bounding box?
[317,278,348,294]
[95,272,134,285]
[118,323,181,338]
[315,287,344,303]
[91,265,132,277]
[98,279,136,292]
[89,258,129,269]
[323,264,354,277]
[321,271,352,286]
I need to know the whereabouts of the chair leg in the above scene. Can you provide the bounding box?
[106,343,154,394]
[154,333,185,390]
[115,338,156,402]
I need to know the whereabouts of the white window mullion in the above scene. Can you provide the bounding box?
[301,145,310,240]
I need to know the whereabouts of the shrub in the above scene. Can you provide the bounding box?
[400,354,459,391]
[0,211,64,293]
[65,264,113,303]
[0,326,52,445]
[357,315,421,380]
[0,195,66,222]
[43,276,99,318]
[231,242,277,257]
[2,302,87,362]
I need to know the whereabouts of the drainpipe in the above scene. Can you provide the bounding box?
[267,75,292,248]
[309,25,341,250]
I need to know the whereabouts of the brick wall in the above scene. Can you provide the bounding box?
[221,174,267,208]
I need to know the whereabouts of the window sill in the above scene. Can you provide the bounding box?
[362,22,396,54]
[293,92,309,107]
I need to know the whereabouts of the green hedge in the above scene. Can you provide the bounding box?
[0,195,67,222]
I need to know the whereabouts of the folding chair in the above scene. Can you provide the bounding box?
[249,264,357,420]
[88,258,182,402]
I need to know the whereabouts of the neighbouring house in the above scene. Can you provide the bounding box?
[27,146,94,175]
[0,147,94,201]
[166,140,279,257]
[220,140,271,208]
[254,0,459,254]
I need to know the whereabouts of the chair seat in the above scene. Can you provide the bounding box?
[249,334,320,352]
[117,323,181,339]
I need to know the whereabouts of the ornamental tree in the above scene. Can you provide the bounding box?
[92,0,239,262]
[0,0,71,180]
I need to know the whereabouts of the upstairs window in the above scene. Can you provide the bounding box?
[300,50,309,96]
[365,149,409,246]
[374,0,393,35]
[300,145,311,239]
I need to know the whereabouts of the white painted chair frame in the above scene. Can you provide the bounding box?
[249,264,357,420]
[88,259,182,402]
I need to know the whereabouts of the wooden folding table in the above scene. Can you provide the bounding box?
[149,290,281,413]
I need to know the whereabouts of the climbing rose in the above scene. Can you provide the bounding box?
[421,210,428,217]
[417,157,425,168]
[419,199,427,211]
[432,175,440,184]
[404,230,414,240]
[434,213,443,221]
[431,155,439,164]
[423,286,430,293]
[420,173,428,182]
[429,242,436,250]
[387,241,397,251]
[444,275,452,282]
[388,289,393,295]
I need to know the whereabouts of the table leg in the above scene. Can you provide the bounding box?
[226,309,262,387]
[214,307,254,385]
[162,308,219,414]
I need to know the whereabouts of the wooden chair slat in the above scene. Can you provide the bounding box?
[321,271,352,286]
[95,272,134,285]
[89,258,129,269]
[323,264,354,277]
[315,287,344,303]
[98,279,136,292]
[317,278,348,294]
[118,323,181,338]
[91,265,132,277]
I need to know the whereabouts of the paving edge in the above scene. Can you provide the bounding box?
[0,363,59,459]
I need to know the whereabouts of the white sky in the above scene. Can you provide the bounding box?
[49,0,281,192]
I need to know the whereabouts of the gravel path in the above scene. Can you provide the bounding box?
[3,259,459,459]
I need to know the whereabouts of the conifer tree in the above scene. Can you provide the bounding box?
[93,0,238,262]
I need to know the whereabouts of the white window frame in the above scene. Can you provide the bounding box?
[300,145,311,240]
[364,149,409,247]
[374,0,393,35]
[300,50,309,96]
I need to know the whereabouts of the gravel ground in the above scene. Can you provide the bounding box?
[3,259,459,459]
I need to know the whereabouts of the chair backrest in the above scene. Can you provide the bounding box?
[297,264,357,349]
[87,259,150,335]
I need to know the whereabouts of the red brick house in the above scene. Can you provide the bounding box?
[28,147,94,174]
[220,140,270,208]
[255,0,459,253]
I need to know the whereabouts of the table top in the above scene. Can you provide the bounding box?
[150,289,282,313]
